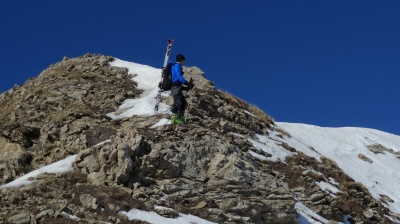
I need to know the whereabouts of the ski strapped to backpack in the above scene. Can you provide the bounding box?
[155,38,174,111]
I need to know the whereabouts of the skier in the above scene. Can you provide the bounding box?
[170,54,194,124]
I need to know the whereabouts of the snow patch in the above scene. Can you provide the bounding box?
[93,139,111,147]
[233,132,244,138]
[296,202,350,223]
[107,59,171,119]
[1,155,77,188]
[316,181,341,196]
[385,215,400,223]
[278,122,400,215]
[121,208,217,224]
[248,150,269,161]
[243,110,255,117]
[296,202,329,224]
[154,206,175,211]
[150,118,171,128]
[61,212,81,221]
[248,134,293,162]
[328,177,339,186]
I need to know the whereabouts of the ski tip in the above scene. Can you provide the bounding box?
[168,38,174,43]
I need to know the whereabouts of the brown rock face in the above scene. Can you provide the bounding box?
[0,54,139,185]
[0,54,397,224]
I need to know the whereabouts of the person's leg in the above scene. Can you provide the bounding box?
[170,86,181,124]
[168,87,187,124]
[171,86,180,114]
[173,89,186,124]
[178,92,187,117]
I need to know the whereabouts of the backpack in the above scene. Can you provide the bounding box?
[159,62,174,91]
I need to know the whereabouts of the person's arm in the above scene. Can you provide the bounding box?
[173,64,188,84]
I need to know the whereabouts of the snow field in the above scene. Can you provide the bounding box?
[107,59,171,119]
[121,208,217,224]
[248,122,400,215]
[0,155,77,188]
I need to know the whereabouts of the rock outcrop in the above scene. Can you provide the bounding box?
[0,54,397,223]
[0,54,140,185]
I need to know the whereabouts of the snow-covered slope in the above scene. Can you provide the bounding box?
[277,122,400,215]
[106,59,171,119]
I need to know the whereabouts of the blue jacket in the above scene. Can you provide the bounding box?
[171,62,187,85]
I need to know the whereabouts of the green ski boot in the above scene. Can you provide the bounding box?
[175,114,185,124]
[170,113,179,124]
[170,113,185,124]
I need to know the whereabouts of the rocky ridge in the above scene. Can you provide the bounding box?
[0,54,398,223]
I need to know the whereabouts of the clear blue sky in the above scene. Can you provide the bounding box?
[1,1,399,135]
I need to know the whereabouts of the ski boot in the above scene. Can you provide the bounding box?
[170,113,185,124]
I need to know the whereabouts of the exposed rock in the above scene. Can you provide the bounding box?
[0,54,140,183]
[80,194,99,210]
[0,137,26,161]
[191,201,207,209]
[74,128,146,187]
[310,193,325,202]
[36,209,55,219]
[0,54,397,224]
[7,213,31,224]
[326,221,338,224]
[154,206,179,218]
[367,143,400,158]
[0,136,32,183]
[358,153,373,163]
[368,144,386,154]
[363,208,374,219]
[87,172,106,186]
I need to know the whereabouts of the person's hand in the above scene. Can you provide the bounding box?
[188,82,195,89]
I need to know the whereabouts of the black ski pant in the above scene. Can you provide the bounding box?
[171,85,187,116]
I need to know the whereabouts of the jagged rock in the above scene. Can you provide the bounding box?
[74,127,145,187]
[207,153,227,177]
[367,143,387,154]
[363,208,374,219]
[36,209,55,219]
[191,201,207,209]
[209,208,223,215]
[310,193,325,202]
[155,206,179,218]
[0,137,26,161]
[108,204,121,212]
[326,221,338,224]
[87,172,106,186]
[80,194,99,210]
[0,137,32,183]
[358,153,373,163]
[74,147,101,174]
[302,169,311,176]
[0,54,141,182]
[219,120,233,132]
[0,54,397,224]
[7,213,31,224]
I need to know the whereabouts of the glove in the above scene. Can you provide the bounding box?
[188,82,195,89]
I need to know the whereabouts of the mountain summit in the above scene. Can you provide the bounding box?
[0,54,399,224]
